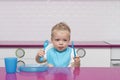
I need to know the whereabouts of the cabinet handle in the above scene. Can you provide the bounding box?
[15,48,25,58]
[77,48,86,58]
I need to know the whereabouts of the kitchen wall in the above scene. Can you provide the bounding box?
[0,1,120,41]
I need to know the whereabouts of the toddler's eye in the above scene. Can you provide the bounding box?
[55,39,60,41]
[63,39,67,41]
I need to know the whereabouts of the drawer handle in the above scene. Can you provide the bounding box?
[77,48,86,58]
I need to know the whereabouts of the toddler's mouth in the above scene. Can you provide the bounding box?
[58,47,64,50]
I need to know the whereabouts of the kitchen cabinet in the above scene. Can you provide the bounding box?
[0,48,40,67]
[0,41,111,67]
[111,48,120,67]
[107,41,120,67]
[79,48,110,67]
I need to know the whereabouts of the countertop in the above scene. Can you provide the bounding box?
[0,67,120,80]
[0,41,117,48]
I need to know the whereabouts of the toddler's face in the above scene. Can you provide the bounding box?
[51,30,70,51]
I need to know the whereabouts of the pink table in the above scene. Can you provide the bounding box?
[0,67,120,80]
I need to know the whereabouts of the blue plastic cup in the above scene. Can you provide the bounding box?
[4,57,17,74]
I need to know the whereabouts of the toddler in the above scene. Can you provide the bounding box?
[36,22,80,67]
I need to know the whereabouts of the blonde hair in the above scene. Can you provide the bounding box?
[51,22,71,39]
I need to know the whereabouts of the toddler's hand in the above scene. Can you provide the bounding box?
[73,56,80,67]
[36,49,46,63]
[74,56,80,62]
[37,49,45,57]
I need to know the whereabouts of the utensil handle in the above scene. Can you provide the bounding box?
[72,41,76,58]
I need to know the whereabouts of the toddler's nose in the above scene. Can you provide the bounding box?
[59,41,63,45]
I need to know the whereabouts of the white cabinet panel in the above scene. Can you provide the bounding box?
[79,48,110,67]
[111,48,120,67]
[0,48,110,67]
[0,48,17,58]
[111,48,120,59]
[0,48,40,67]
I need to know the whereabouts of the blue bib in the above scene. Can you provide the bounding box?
[47,47,72,67]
